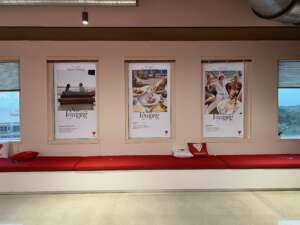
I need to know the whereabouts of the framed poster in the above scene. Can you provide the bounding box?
[202,61,245,138]
[51,62,98,141]
[127,62,172,139]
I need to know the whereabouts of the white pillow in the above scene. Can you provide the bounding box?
[172,148,193,158]
[0,143,9,158]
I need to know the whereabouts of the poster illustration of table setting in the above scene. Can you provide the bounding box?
[53,62,97,140]
[127,62,171,139]
[202,61,245,138]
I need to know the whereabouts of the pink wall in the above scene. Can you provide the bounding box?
[1,40,300,156]
[0,0,283,27]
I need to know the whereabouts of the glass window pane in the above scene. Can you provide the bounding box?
[278,88,300,139]
[279,61,300,88]
[0,62,19,90]
[0,91,20,141]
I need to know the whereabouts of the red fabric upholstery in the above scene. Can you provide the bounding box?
[219,154,300,169]
[75,155,228,171]
[1,154,300,172]
[0,157,82,172]
[10,151,39,161]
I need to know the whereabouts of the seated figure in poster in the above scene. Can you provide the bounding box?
[225,72,242,98]
[79,83,86,93]
[205,73,217,106]
[215,74,228,102]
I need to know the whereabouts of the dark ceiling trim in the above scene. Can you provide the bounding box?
[0,26,300,41]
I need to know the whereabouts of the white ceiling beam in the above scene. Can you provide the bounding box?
[0,0,137,6]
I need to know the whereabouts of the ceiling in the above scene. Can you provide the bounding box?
[0,1,298,41]
[0,0,283,27]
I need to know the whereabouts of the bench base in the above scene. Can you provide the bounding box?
[1,169,300,193]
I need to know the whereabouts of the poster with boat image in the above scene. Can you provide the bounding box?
[54,62,97,140]
[128,62,171,139]
[203,62,244,138]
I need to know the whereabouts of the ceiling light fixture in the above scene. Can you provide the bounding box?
[82,10,89,25]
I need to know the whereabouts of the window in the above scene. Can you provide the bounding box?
[278,60,300,139]
[0,62,20,142]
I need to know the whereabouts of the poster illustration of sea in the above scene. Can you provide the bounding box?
[128,63,171,139]
[54,63,97,140]
[203,62,244,138]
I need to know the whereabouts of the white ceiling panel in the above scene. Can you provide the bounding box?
[0,0,137,6]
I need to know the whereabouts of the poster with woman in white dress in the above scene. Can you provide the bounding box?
[203,62,244,138]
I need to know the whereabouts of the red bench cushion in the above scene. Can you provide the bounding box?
[10,151,39,161]
[1,154,300,172]
[219,154,300,169]
[74,155,228,171]
[0,157,82,172]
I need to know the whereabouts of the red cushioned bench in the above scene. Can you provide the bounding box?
[219,154,300,169]
[74,155,227,171]
[0,157,82,172]
[1,154,300,172]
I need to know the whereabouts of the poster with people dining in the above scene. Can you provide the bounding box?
[53,62,97,140]
[203,61,244,138]
[128,62,171,139]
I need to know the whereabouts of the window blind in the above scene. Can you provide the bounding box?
[0,62,19,91]
[279,60,300,88]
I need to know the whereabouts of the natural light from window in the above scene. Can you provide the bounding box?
[0,92,20,142]
[278,60,300,139]
[0,62,20,142]
[279,220,300,225]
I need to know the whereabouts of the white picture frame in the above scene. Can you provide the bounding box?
[48,60,99,143]
[126,61,173,140]
[202,61,245,139]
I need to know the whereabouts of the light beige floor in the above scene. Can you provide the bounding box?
[0,191,300,225]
